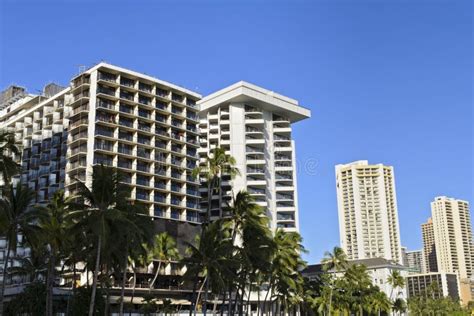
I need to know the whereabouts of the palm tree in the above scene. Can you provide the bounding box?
[321,246,348,314]
[148,232,180,291]
[392,298,406,316]
[387,270,405,303]
[266,230,306,315]
[236,197,274,315]
[345,264,372,315]
[115,204,154,316]
[0,130,20,185]
[192,147,239,225]
[69,164,132,316]
[190,148,239,315]
[183,221,236,315]
[368,289,391,316]
[0,183,40,313]
[37,190,72,316]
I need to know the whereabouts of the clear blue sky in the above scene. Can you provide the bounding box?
[1,0,472,263]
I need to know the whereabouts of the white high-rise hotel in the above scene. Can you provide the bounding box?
[0,64,310,286]
[198,82,310,231]
[336,160,403,264]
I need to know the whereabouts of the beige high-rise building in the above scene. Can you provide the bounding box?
[422,217,438,273]
[335,160,403,264]
[431,197,474,279]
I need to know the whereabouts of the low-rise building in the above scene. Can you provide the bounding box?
[303,257,409,302]
[406,272,460,301]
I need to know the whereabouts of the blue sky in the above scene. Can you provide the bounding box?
[1,0,472,263]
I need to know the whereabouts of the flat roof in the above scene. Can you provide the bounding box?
[198,81,311,123]
[75,62,202,99]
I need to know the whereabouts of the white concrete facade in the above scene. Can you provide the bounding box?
[335,160,403,264]
[197,81,310,232]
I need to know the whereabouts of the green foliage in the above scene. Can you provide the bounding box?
[407,295,468,315]
[69,286,105,316]
[5,282,46,316]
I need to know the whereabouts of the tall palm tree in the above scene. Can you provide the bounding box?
[0,130,20,185]
[321,246,348,314]
[345,264,372,316]
[69,164,132,316]
[148,232,180,291]
[392,298,406,316]
[0,183,40,313]
[387,270,405,302]
[266,230,306,315]
[235,196,274,315]
[191,148,238,315]
[114,204,154,316]
[37,190,72,316]
[368,290,391,316]
[183,221,236,315]
[192,147,239,225]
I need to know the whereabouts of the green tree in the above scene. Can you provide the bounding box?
[368,289,391,316]
[267,230,306,315]
[345,264,372,315]
[37,190,72,316]
[321,246,348,314]
[0,130,20,185]
[4,281,47,316]
[223,190,275,315]
[183,221,235,315]
[192,147,239,224]
[386,270,405,302]
[69,164,132,316]
[392,297,406,316]
[0,184,40,313]
[113,204,154,316]
[148,232,180,291]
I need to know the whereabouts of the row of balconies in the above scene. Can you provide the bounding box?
[92,98,199,122]
[95,70,198,107]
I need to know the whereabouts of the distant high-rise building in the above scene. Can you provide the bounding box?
[335,160,403,264]
[422,217,438,273]
[431,197,474,280]
[401,246,408,265]
[198,82,311,232]
[406,250,424,274]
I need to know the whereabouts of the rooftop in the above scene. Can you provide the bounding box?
[303,257,408,275]
[198,81,311,123]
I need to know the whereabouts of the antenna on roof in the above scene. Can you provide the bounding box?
[78,65,86,74]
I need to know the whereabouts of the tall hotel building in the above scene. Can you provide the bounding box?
[422,217,438,273]
[0,64,310,286]
[0,63,204,248]
[197,82,310,231]
[335,160,403,264]
[431,197,474,280]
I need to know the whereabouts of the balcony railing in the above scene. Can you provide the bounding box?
[118,146,132,155]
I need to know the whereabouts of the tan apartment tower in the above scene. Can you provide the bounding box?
[431,197,474,279]
[335,160,403,264]
[422,217,438,273]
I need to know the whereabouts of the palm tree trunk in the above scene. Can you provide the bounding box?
[89,234,102,316]
[263,279,273,316]
[129,266,137,316]
[327,286,333,316]
[189,274,199,316]
[119,251,128,316]
[257,283,261,316]
[46,253,56,316]
[195,275,208,315]
[149,261,162,292]
[0,242,12,314]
